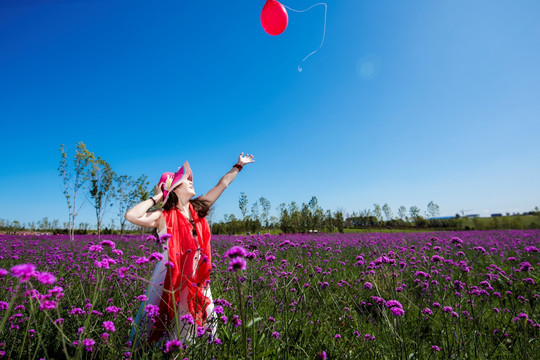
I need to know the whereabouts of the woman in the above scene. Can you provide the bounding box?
[126,153,254,345]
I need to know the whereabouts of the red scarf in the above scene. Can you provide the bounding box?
[148,203,212,342]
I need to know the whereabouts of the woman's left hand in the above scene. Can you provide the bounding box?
[237,152,255,166]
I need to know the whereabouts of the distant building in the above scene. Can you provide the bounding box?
[491,213,503,217]
[465,214,480,218]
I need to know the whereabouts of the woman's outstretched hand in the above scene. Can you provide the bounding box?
[237,152,255,166]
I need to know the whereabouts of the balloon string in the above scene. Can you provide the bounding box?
[283,2,327,72]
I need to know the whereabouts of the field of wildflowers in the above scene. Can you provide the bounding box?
[0,230,538,359]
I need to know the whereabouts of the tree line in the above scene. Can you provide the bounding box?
[211,194,445,234]
[211,194,540,234]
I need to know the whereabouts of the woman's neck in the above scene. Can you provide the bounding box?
[176,198,191,219]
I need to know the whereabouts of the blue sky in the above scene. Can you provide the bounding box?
[1,0,539,227]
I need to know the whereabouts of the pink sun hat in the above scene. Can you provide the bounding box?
[158,161,193,206]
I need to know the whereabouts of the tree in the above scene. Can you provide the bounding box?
[382,203,393,221]
[89,157,115,237]
[58,142,94,240]
[426,201,440,219]
[238,192,248,220]
[409,206,421,219]
[258,197,271,228]
[38,217,50,231]
[115,174,150,235]
[373,204,383,223]
[251,202,260,222]
[334,210,344,233]
[323,210,334,232]
[288,202,301,232]
[398,206,407,221]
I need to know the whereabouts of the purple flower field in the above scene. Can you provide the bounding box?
[0,230,538,359]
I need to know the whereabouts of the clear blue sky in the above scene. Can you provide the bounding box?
[1,0,539,227]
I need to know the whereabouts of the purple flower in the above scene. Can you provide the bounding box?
[36,272,57,285]
[137,295,148,302]
[10,263,36,282]
[39,300,57,311]
[316,351,328,360]
[89,245,103,252]
[117,267,129,278]
[82,338,95,352]
[196,326,206,338]
[102,321,116,332]
[99,240,116,249]
[385,300,403,309]
[334,334,341,339]
[180,314,194,325]
[146,235,157,242]
[232,315,242,327]
[70,307,86,315]
[149,252,164,261]
[224,246,248,258]
[135,257,150,265]
[0,268,8,277]
[159,233,172,241]
[523,278,535,285]
[105,306,122,315]
[213,306,224,315]
[144,304,159,318]
[272,331,280,339]
[432,345,441,351]
[163,339,182,353]
[363,282,373,289]
[390,306,405,317]
[228,257,247,272]
[0,301,9,310]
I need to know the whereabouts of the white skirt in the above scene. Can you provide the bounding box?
[130,239,216,346]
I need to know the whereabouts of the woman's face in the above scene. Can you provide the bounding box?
[173,180,196,199]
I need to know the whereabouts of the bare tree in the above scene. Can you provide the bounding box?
[58,142,94,240]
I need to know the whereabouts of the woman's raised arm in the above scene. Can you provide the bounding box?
[201,153,255,207]
[125,186,165,229]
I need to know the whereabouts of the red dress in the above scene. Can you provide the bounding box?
[148,203,212,342]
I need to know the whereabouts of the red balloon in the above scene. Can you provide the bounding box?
[261,0,288,36]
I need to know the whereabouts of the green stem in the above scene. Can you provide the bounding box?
[236,276,248,359]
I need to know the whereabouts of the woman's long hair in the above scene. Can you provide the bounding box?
[163,191,211,218]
